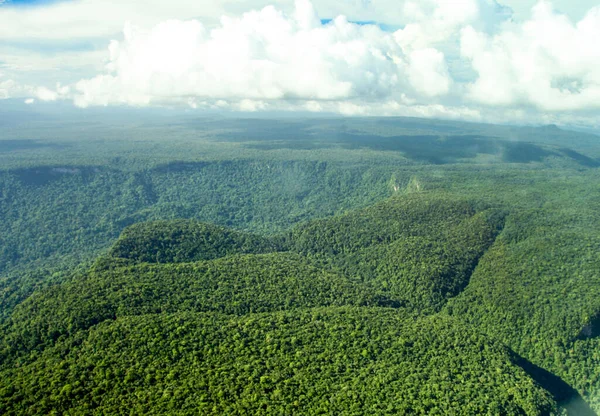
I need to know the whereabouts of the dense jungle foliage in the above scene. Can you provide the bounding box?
[1,115,600,414]
[0,309,555,415]
[109,220,283,263]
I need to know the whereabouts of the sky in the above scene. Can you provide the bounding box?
[1,0,600,127]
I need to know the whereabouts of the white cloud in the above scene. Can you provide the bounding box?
[35,84,70,102]
[0,73,36,99]
[395,0,479,50]
[0,49,106,73]
[0,0,504,40]
[0,79,71,102]
[0,1,226,40]
[462,1,600,111]
[35,86,58,101]
[2,0,600,127]
[179,96,483,120]
[407,48,451,97]
[393,0,511,52]
[74,0,453,108]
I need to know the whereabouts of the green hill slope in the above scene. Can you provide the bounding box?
[289,194,505,312]
[109,220,282,263]
[2,187,600,414]
[0,308,555,415]
[1,253,391,363]
[0,193,505,363]
[444,203,600,410]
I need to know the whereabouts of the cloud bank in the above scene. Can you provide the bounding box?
[2,0,600,126]
[462,1,600,112]
[75,0,455,111]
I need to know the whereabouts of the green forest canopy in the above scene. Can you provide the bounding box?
[1,116,600,414]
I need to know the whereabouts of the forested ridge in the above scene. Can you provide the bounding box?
[109,220,283,263]
[1,191,598,415]
[1,117,600,414]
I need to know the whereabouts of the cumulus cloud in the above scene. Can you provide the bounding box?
[0,73,36,99]
[74,0,453,108]
[395,0,479,50]
[2,0,600,126]
[462,1,600,111]
[407,49,451,96]
[0,0,503,41]
[0,72,70,102]
[35,84,70,102]
[392,0,511,52]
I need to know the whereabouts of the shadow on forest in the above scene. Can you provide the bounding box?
[340,134,556,164]
[559,148,600,168]
[512,353,597,415]
[206,121,599,167]
[0,139,64,153]
[11,166,101,186]
[577,311,600,340]
[242,132,557,165]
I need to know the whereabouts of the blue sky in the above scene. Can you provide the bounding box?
[2,0,65,5]
[502,0,600,21]
[3,0,599,21]
[0,0,599,128]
